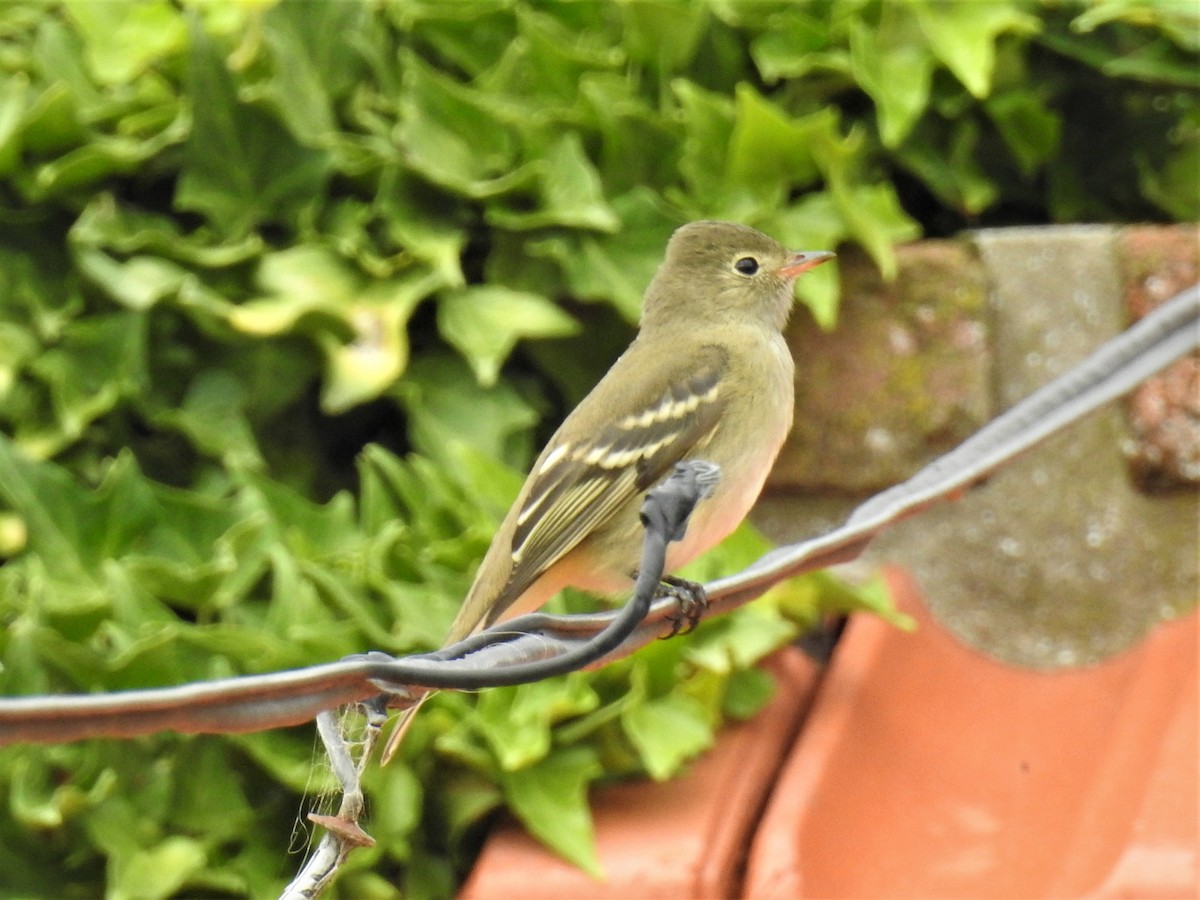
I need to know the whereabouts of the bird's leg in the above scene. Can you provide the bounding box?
[657,575,708,637]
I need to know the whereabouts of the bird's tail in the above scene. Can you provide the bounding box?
[380,692,432,765]
[379,569,540,764]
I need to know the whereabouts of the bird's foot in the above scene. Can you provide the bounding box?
[658,576,708,637]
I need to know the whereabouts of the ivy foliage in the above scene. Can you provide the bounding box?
[0,0,1194,895]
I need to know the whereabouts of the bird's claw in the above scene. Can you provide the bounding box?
[658,576,708,637]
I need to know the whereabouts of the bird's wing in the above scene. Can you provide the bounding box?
[497,354,727,609]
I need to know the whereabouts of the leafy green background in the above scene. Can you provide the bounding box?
[0,0,1194,896]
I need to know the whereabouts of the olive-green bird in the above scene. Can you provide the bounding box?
[382,221,833,761]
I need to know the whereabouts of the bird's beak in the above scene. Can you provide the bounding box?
[776,250,835,279]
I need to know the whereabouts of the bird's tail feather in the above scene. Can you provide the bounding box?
[380,692,432,765]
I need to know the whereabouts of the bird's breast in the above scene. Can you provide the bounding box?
[664,331,794,571]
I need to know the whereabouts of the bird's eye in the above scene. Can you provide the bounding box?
[733,256,760,276]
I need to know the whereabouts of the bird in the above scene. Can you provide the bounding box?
[381,220,834,762]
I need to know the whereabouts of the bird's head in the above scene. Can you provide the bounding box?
[642,221,834,332]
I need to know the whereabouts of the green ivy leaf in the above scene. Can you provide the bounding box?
[258,0,370,144]
[848,11,934,148]
[728,85,826,197]
[910,0,1038,99]
[500,747,603,877]
[397,51,525,197]
[30,109,189,199]
[896,119,1000,216]
[0,440,155,585]
[796,571,916,632]
[75,249,188,311]
[674,79,735,200]
[438,285,579,387]
[1138,138,1200,220]
[474,675,600,772]
[508,187,682,323]
[151,369,264,471]
[750,9,842,83]
[61,0,187,86]
[176,21,331,237]
[985,89,1062,174]
[70,195,265,269]
[685,601,799,674]
[722,667,777,721]
[619,0,710,73]
[1071,0,1200,56]
[317,273,440,414]
[480,6,624,107]
[621,692,714,781]
[395,354,541,466]
[109,836,208,900]
[25,313,148,458]
[232,245,358,335]
[228,246,442,413]
[0,71,28,176]
[375,174,469,287]
[486,133,620,232]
